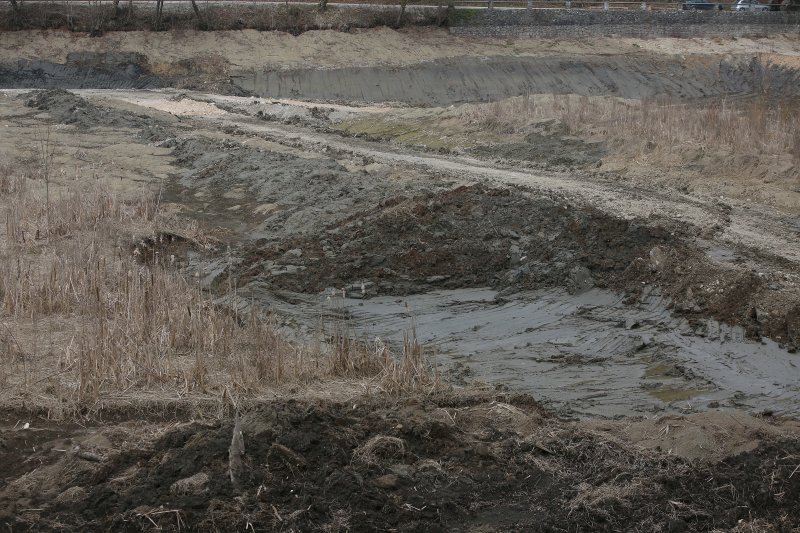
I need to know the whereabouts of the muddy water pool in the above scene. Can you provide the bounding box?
[259,286,800,418]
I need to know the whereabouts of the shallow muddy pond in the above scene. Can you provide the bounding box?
[260,286,800,418]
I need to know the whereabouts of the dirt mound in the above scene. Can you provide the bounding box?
[220,179,800,346]
[2,396,799,531]
[234,183,680,296]
[24,89,168,138]
[0,59,162,91]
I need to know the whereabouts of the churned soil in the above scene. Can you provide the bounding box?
[1,393,799,532]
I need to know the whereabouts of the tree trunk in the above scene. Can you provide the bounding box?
[396,0,407,27]
[113,0,120,17]
[155,0,164,30]
[9,0,20,13]
[190,0,205,27]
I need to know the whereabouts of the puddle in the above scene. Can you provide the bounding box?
[253,285,800,418]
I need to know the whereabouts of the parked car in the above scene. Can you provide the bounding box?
[682,0,724,9]
[732,0,770,10]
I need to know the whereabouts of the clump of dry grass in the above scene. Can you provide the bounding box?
[352,434,407,465]
[376,319,440,395]
[321,293,439,394]
[0,158,438,415]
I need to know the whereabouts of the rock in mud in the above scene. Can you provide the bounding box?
[567,265,594,294]
[649,245,668,271]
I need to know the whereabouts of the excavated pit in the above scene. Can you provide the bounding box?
[2,26,800,533]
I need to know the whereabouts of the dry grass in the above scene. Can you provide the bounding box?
[324,298,440,394]
[0,156,438,417]
[352,434,407,465]
[460,92,800,163]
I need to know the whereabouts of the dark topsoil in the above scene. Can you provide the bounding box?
[1,394,799,532]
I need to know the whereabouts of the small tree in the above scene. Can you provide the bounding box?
[396,0,409,27]
[9,0,20,13]
[154,0,164,30]
[319,0,328,11]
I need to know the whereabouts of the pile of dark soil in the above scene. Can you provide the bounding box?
[24,89,168,138]
[228,181,800,348]
[235,183,681,296]
[1,394,798,531]
[0,58,162,92]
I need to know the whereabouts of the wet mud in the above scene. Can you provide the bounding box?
[337,287,800,417]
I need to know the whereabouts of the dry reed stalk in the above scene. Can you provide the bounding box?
[1,155,439,412]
